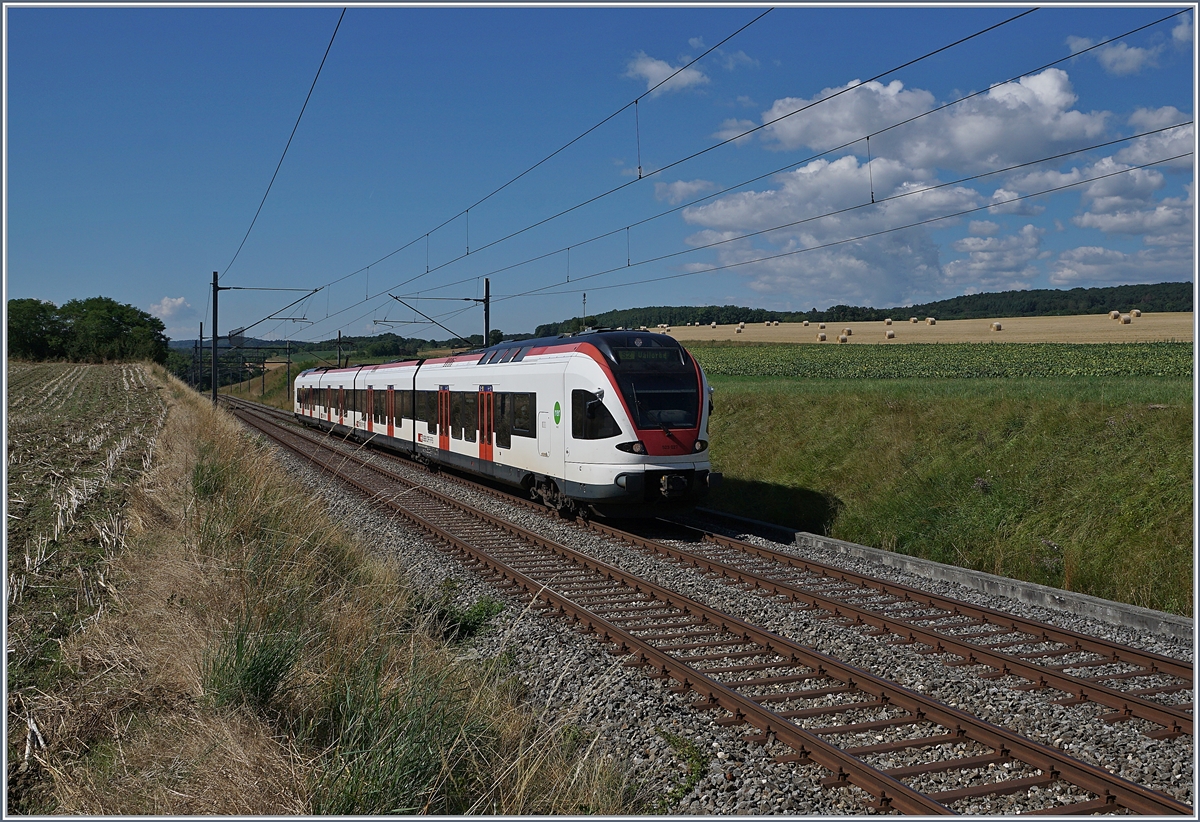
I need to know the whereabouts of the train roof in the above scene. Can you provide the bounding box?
[297,330,689,379]
[481,329,687,361]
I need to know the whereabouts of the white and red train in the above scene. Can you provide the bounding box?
[293,329,721,516]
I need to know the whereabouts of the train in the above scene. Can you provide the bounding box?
[292,328,721,517]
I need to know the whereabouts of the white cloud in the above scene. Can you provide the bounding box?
[735,95,756,108]
[988,188,1045,216]
[760,79,934,154]
[1129,105,1189,131]
[688,36,706,50]
[757,69,1108,172]
[1173,13,1193,45]
[654,179,717,205]
[1067,34,1164,75]
[719,49,758,71]
[1117,111,1193,169]
[1066,35,1094,54]
[969,220,1000,236]
[1095,42,1163,76]
[1078,156,1165,213]
[943,224,1043,292]
[624,51,709,94]
[678,155,981,306]
[1049,243,1193,286]
[1073,183,1193,248]
[713,118,759,144]
[150,296,192,320]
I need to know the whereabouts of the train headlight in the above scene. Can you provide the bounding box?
[616,440,646,454]
[694,439,708,452]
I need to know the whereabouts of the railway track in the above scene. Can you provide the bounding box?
[225,397,1192,815]
[224,397,1193,737]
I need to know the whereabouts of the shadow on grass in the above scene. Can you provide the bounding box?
[704,477,843,536]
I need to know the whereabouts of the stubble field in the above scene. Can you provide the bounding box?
[665,311,1193,345]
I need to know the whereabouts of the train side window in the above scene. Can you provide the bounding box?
[498,348,515,363]
[396,390,413,424]
[463,392,477,443]
[512,346,532,363]
[415,390,436,435]
[495,393,512,449]
[512,392,535,437]
[373,390,385,424]
[572,390,621,440]
[450,392,463,440]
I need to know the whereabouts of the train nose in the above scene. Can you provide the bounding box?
[659,473,689,498]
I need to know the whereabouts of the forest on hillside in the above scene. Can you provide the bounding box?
[533,282,1193,337]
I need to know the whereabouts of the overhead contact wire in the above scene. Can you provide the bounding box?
[500,152,1192,301]
[220,8,347,282]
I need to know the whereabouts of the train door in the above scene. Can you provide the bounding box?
[478,387,494,463]
[537,411,551,457]
[438,386,451,451]
[326,387,333,423]
[366,386,374,434]
[337,387,345,426]
[387,386,395,438]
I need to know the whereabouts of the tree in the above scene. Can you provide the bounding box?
[7,299,65,360]
[57,297,170,364]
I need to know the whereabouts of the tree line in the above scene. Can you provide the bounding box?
[8,297,169,364]
[533,281,1193,337]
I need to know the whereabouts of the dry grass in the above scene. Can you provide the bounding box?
[666,311,1194,345]
[25,367,641,815]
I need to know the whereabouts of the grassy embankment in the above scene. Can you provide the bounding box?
[12,364,639,814]
[693,342,1193,617]
[226,342,1193,615]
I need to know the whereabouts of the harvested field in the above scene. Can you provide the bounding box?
[666,311,1193,345]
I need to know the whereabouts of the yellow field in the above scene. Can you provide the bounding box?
[661,311,1194,345]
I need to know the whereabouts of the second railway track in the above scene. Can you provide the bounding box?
[226,397,1193,815]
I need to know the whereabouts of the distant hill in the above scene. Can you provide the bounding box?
[533,282,1193,337]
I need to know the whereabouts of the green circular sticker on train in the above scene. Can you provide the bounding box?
[553,401,561,424]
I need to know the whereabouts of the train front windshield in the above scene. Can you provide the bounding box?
[609,345,700,430]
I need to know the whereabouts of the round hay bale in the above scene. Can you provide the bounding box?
[773,320,779,326]
[991,322,1002,331]
[842,327,852,336]
[1132,309,1142,317]
[818,322,826,330]
[910,317,919,323]
[710,321,717,329]
[838,334,848,343]
[885,329,895,339]
[1119,314,1131,324]
[926,317,937,325]
[817,332,826,341]
[1109,310,1121,320]
[736,327,743,333]
[803,320,810,327]
[885,318,892,325]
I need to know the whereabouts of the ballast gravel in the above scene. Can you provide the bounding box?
[267,435,1194,815]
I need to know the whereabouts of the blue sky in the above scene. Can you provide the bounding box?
[5,4,1195,344]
